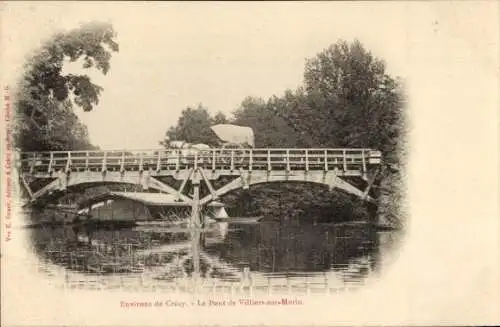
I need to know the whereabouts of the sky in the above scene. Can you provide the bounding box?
[1,2,497,151]
[1,2,413,149]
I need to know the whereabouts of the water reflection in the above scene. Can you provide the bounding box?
[29,219,396,294]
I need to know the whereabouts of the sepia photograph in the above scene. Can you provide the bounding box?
[1,1,498,326]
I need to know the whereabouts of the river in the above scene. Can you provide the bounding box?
[27,216,402,295]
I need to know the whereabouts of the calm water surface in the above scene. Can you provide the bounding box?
[29,218,400,295]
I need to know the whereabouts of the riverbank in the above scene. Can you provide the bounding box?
[377,168,406,230]
[24,219,138,230]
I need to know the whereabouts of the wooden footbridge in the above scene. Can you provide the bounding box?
[18,148,383,226]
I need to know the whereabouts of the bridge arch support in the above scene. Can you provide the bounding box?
[199,169,374,206]
[27,171,193,203]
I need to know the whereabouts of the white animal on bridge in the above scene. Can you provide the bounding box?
[166,124,255,164]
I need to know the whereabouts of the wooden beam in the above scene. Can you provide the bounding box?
[334,175,375,203]
[239,168,249,190]
[190,174,201,229]
[198,168,218,200]
[147,176,192,203]
[19,174,34,199]
[363,166,382,198]
[199,176,244,206]
[31,178,60,200]
[177,168,193,201]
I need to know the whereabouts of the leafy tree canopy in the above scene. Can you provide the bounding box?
[299,39,405,161]
[15,21,119,151]
[160,104,222,147]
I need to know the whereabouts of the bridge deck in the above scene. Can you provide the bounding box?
[20,148,382,175]
[19,148,382,203]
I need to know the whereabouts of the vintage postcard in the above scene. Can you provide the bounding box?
[1,1,499,326]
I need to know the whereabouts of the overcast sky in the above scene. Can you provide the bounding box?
[1,2,496,150]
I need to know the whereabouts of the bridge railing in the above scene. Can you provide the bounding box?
[19,148,382,174]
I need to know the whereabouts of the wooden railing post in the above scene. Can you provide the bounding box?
[212,149,216,171]
[305,150,309,171]
[48,152,54,173]
[29,153,36,174]
[324,149,328,171]
[362,150,367,173]
[249,149,253,171]
[343,149,347,171]
[120,151,125,172]
[286,149,290,172]
[175,150,180,172]
[139,152,143,171]
[229,150,234,171]
[65,151,71,173]
[267,150,271,171]
[85,152,89,170]
[156,151,162,172]
[194,152,198,170]
[101,151,107,172]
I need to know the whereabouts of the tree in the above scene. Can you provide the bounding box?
[162,104,220,146]
[212,111,228,124]
[17,99,95,151]
[14,21,119,151]
[232,96,300,147]
[300,39,406,226]
[301,39,405,163]
[266,91,317,147]
[233,40,405,156]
